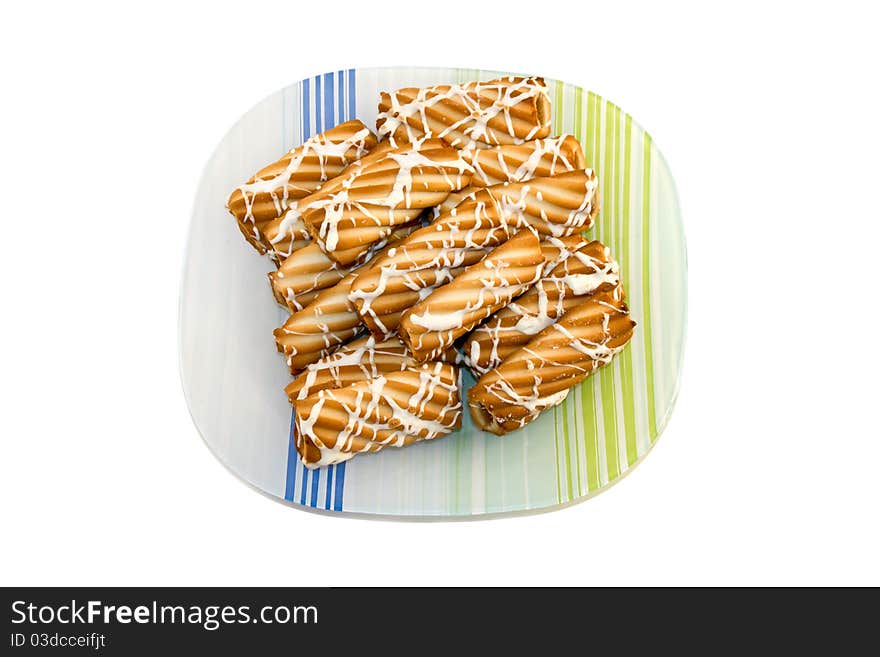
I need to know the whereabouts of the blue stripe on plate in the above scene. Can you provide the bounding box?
[333,462,346,511]
[282,70,357,510]
[324,465,334,510]
[284,415,298,501]
[299,462,309,506]
[314,74,322,133]
[337,71,344,124]
[302,78,311,139]
[323,73,334,130]
[310,468,320,507]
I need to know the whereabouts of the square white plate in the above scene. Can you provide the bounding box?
[179,67,686,518]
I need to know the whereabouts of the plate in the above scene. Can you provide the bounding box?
[179,67,686,518]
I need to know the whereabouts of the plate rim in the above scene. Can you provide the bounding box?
[178,65,688,519]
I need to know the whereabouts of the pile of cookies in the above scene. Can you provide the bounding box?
[227,77,634,468]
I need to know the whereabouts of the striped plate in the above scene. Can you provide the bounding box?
[179,67,686,518]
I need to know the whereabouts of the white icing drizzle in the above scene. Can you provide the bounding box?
[550,323,617,363]
[269,206,304,246]
[312,147,471,213]
[463,239,621,375]
[283,290,308,312]
[479,376,570,419]
[378,77,550,150]
[560,270,616,296]
[513,258,619,332]
[273,243,349,309]
[229,127,372,226]
[297,362,461,468]
[292,336,413,400]
[317,196,347,252]
[380,151,472,208]
[406,256,540,334]
[348,198,508,335]
[469,339,482,369]
[488,172,598,237]
[472,298,630,430]
[496,184,530,226]
[470,135,578,185]
[407,307,470,332]
[565,170,600,230]
[302,144,472,253]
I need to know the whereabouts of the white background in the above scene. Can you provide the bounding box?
[1,1,878,586]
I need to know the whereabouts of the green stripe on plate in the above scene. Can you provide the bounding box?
[641,132,658,438]
[600,100,620,482]
[552,80,568,503]
[620,113,639,466]
[581,91,601,492]
[568,81,584,497]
